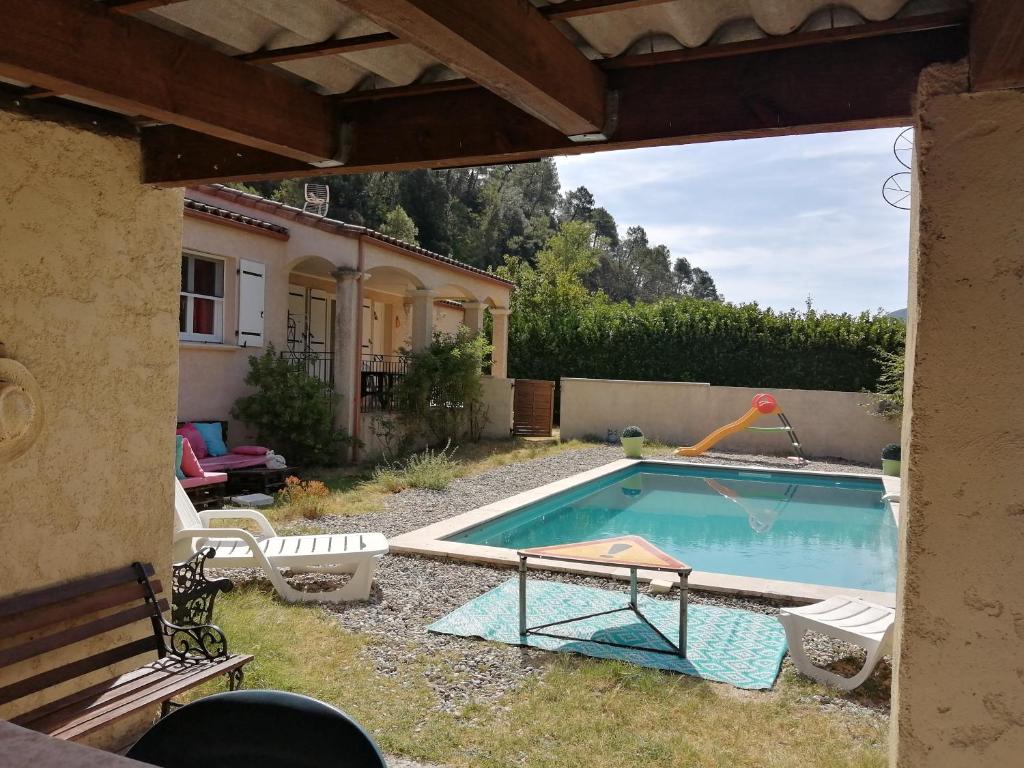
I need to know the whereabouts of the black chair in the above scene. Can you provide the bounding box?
[126,690,387,768]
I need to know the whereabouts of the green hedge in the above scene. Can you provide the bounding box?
[508,299,905,392]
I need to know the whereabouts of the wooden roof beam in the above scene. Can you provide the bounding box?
[0,0,338,164]
[142,26,967,186]
[341,0,608,139]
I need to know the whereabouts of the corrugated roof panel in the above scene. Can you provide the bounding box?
[552,0,934,57]
[130,0,968,97]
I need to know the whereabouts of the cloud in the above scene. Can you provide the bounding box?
[554,127,912,314]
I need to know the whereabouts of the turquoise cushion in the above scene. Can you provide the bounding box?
[194,422,228,457]
[174,436,185,480]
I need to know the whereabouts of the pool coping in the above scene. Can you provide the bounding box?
[390,458,900,607]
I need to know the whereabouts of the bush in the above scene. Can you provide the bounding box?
[507,295,905,395]
[276,476,331,519]
[881,443,901,461]
[393,328,491,446]
[621,425,644,438]
[372,442,461,492]
[868,347,905,420]
[231,345,358,466]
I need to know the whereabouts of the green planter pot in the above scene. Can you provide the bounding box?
[621,436,645,459]
[882,459,901,477]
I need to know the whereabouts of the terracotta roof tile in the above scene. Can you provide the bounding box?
[193,184,513,287]
[183,197,289,237]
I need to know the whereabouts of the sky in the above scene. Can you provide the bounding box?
[554,127,912,315]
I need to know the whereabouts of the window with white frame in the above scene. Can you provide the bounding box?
[179,253,225,342]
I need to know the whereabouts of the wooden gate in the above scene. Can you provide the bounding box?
[513,379,555,437]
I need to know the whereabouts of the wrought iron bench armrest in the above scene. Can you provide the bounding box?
[172,547,234,627]
[159,617,231,662]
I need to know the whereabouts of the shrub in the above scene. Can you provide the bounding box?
[276,476,331,519]
[372,442,461,492]
[506,295,906,396]
[868,347,905,420]
[881,443,901,461]
[621,425,644,438]
[393,328,491,446]
[231,345,358,466]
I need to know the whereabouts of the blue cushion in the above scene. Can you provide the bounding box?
[194,422,228,457]
[174,436,185,480]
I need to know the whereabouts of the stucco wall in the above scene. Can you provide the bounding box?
[0,110,182,747]
[891,66,1024,767]
[177,191,510,448]
[480,376,514,440]
[357,376,513,460]
[559,378,898,465]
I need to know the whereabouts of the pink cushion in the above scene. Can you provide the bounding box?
[180,438,205,478]
[198,453,270,472]
[180,472,228,489]
[176,423,208,459]
[231,445,269,456]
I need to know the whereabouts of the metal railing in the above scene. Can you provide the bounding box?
[280,348,334,390]
[360,354,409,412]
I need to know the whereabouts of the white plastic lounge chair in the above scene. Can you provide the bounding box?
[173,479,387,603]
[777,596,895,691]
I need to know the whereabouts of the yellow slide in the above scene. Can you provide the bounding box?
[674,393,780,457]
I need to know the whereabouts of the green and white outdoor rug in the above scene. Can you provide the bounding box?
[428,578,787,690]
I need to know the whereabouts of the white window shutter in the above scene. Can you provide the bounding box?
[238,259,266,348]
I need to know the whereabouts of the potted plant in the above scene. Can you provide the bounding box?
[621,425,645,458]
[881,442,901,476]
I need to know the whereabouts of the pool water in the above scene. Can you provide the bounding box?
[448,463,897,592]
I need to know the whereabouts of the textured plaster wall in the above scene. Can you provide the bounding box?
[178,191,510,447]
[480,376,514,439]
[559,378,898,464]
[891,66,1024,767]
[0,111,182,747]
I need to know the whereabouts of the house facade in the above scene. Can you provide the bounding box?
[177,185,513,456]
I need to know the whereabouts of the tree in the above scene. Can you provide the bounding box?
[221,159,722,301]
[379,205,419,245]
[557,186,596,223]
[688,268,721,301]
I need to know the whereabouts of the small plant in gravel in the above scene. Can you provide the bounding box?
[372,441,462,492]
[276,476,331,519]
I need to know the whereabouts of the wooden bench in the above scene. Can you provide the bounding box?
[0,562,252,741]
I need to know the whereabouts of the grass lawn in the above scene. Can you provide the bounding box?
[191,586,888,768]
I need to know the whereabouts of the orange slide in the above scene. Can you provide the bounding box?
[673,393,780,457]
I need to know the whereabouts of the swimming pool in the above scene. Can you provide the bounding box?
[446,463,897,593]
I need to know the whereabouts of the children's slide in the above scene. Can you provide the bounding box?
[673,393,781,457]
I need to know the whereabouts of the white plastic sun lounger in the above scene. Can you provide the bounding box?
[173,479,388,603]
[777,596,895,691]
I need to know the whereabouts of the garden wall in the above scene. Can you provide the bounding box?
[358,376,514,461]
[559,378,898,465]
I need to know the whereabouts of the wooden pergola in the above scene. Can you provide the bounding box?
[2,3,1024,767]
[2,0,1017,188]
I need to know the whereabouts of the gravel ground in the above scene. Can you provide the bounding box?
[222,445,889,740]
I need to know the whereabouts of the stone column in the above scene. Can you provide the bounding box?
[489,307,510,378]
[409,289,436,352]
[891,64,1024,768]
[462,301,485,336]
[331,267,363,436]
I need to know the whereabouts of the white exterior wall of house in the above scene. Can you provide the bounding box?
[176,187,512,452]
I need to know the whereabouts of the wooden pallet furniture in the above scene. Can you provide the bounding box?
[0,562,252,741]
